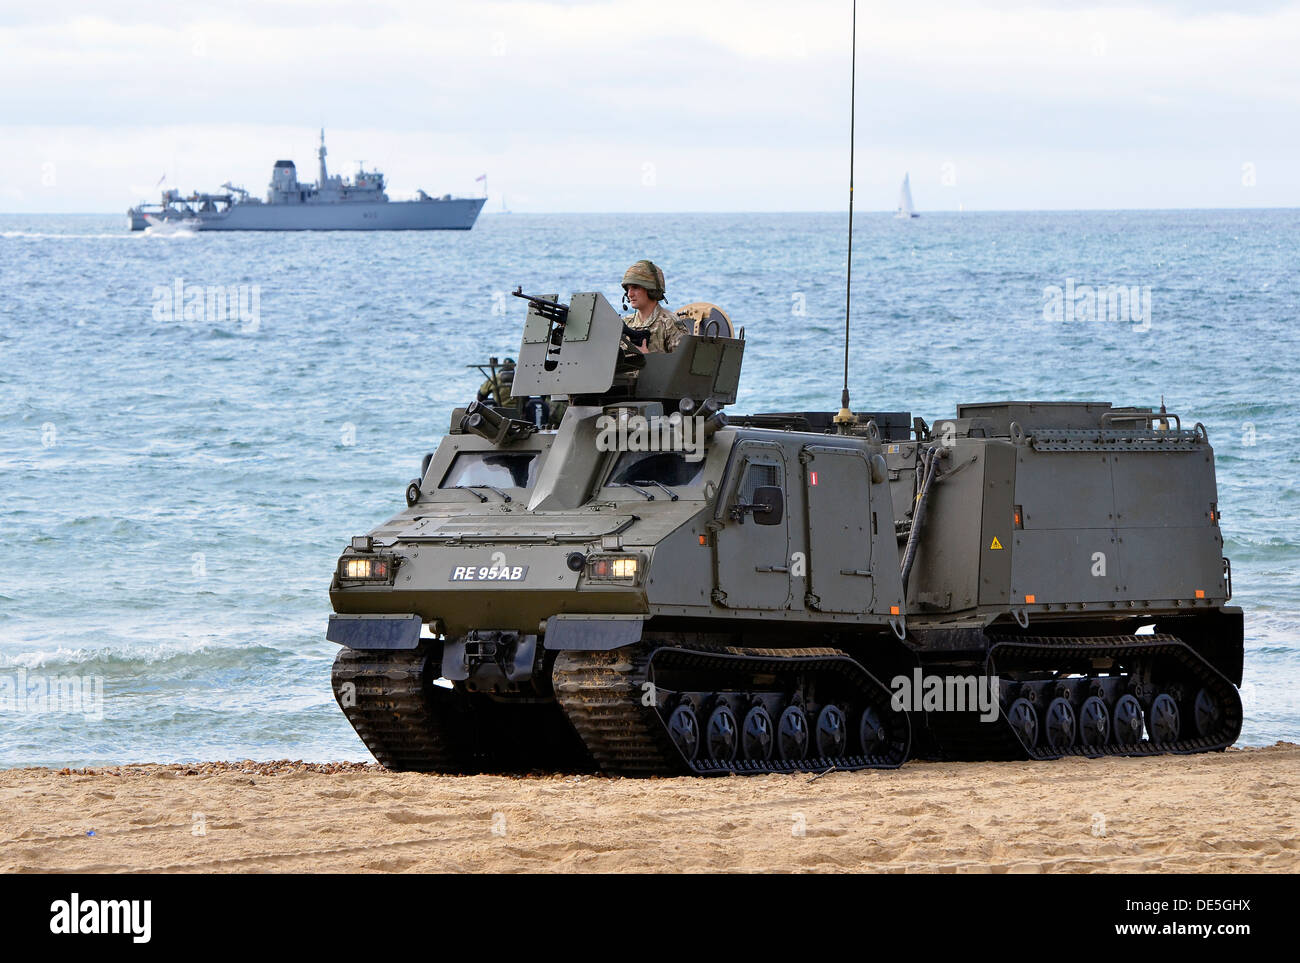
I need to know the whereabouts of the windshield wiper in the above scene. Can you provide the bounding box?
[609,481,654,501]
[453,484,512,503]
[634,479,679,501]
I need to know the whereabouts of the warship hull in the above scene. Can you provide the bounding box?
[129,130,487,232]
[129,196,485,232]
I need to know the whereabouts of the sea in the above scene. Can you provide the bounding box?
[0,209,1296,767]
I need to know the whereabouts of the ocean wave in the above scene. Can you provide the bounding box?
[3,209,1299,757]
[0,641,291,673]
[1,231,140,240]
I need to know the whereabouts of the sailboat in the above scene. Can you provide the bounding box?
[895,173,919,219]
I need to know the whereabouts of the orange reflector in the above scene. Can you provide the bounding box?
[698,534,706,546]
[1195,589,1205,599]
[1014,511,1021,526]
[890,605,900,615]
[1024,594,1036,604]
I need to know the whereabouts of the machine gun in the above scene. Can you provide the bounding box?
[513,288,568,371]
[511,287,568,324]
[468,355,511,403]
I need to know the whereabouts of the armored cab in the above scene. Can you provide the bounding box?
[328,290,1243,775]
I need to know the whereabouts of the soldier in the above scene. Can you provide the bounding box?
[476,357,516,407]
[621,259,688,354]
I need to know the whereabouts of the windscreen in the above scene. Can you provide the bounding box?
[440,451,538,489]
[606,450,706,487]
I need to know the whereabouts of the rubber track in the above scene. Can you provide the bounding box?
[927,633,1242,761]
[331,644,465,773]
[552,644,910,776]
[987,634,1242,759]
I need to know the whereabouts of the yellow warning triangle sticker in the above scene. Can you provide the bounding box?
[989,536,1004,550]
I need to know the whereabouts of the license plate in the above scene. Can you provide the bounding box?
[449,565,529,582]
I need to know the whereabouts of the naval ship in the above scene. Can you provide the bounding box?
[127,131,486,231]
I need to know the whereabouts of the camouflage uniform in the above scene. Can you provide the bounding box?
[547,398,568,427]
[623,304,689,354]
[477,361,516,407]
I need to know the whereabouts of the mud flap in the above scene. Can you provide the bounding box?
[542,615,645,651]
[327,613,422,650]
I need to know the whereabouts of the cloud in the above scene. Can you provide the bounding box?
[1,0,1297,212]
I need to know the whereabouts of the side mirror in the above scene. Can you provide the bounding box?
[751,485,784,526]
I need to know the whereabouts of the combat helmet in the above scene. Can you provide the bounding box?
[621,259,666,301]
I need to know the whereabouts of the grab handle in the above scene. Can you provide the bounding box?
[1100,411,1181,431]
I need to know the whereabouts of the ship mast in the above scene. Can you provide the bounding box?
[318,128,329,187]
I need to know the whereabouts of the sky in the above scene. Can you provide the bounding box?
[1,0,1297,213]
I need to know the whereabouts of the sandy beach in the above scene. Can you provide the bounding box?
[2,744,1295,874]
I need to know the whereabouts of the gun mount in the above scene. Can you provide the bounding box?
[510,289,745,407]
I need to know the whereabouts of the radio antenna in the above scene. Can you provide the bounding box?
[834,0,859,429]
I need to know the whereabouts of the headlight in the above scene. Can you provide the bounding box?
[338,554,396,583]
[586,554,640,581]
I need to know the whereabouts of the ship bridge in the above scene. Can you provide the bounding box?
[267,130,389,205]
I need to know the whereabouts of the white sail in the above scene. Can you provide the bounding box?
[896,173,918,218]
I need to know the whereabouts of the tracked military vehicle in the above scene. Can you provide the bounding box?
[328,290,1243,775]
